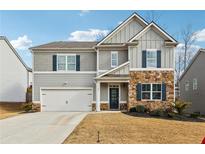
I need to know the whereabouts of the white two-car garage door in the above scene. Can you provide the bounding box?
[40,88,93,112]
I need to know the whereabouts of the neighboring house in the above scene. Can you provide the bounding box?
[0,36,32,103]
[30,13,178,112]
[179,49,205,115]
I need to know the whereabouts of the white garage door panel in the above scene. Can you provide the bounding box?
[41,89,92,112]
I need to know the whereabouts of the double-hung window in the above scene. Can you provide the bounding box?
[146,50,157,68]
[57,54,76,71]
[185,81,189,91]
[111,51,118,68]
[193,78,197,90]
[142,83,162,100]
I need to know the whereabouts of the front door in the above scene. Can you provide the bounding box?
[109,87,119,110]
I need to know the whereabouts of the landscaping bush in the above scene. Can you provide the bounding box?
[149,109,164,116]
[129,107,136,112]
[136,105,146,113]
[190,112,200,118]
[174,100,191,115]
[22,102,33,112]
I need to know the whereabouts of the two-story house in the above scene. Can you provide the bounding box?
[30,13,178,112]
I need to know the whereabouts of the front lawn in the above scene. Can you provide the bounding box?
[0,103,24,120]
[63,112,205,144]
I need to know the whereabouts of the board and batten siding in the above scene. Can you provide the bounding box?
[99,50,128,70]
[33,73,96,101]
[104,19,144,43]
[33,51,96,72]
[129,29,174,68]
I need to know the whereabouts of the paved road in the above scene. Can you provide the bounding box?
[0,112,87,144]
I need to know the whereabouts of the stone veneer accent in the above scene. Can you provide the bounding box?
[32,103,41,112]
[92,102,109,111]
[128,71,174,111]
[92,102,128,111]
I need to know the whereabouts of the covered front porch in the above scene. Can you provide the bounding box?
[94,62,130,111]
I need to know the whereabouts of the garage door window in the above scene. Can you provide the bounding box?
[57,54,76,71]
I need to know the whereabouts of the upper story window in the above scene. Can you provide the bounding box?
[193,78,198,90]
[147,50,157,68]
[185,81,189,91]
[111,51,118,68]
[142,49,161,68]
[57,54,76,71]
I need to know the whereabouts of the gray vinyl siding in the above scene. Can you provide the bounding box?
[99,50,128,70]
[129,29,174,68]
[33,51,96,71]
[100,83,108,101]
[104,18,144,43]
[179,52,205,114]
[33,73,96,101]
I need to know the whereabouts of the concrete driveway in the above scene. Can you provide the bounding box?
[0,112,87,144]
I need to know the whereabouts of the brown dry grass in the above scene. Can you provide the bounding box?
[63,112,205,144]
[0,103,24,120]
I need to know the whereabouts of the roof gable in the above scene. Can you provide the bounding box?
[179,48,205,81]
[129,22,177,43]
[0,36,32,72]
[97,12,148,46]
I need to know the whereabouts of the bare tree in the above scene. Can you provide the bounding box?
[181,24,197,70]
[145,11,161,23]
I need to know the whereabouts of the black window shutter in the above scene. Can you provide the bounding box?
[136,83,142,101]
[162,82,166,101]
[157,50,161,68]
[76,55,80,71]
[52,55,57,71]
[142,50,146,68]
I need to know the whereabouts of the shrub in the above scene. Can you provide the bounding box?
[190,112,200,118]
[136,105,146,113]
[22,102,33,112]
[129,107,136,112]
[149,109,164,116]
[174,100,191,115]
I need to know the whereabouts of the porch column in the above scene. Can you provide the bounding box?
[96,81,101,112]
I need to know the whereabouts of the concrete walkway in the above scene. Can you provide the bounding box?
[0,112,87,144]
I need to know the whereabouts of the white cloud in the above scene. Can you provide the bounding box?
[118,21,123,25]
[195,28,205,42]
[11,35,32,50]
[68,29,109,41]
[79,10,90,16]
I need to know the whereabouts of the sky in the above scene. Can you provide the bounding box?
[0,10,205,67]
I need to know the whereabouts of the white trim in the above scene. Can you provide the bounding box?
[108,83,121,110]
[96,48,99,74]
[146,49,157,68]
[129,22,177,43]
[33,71,96,74]
[96,61,130,78]
[130,68,174,71]
[97,13,148,46]
[98,70,109,72]
[40,87,93,90]
[141,83,162,101]
[98,80,129,83]
[111,51,118,68]
[57,54,76,71]
[32,52,34,102]
[40,87,93,112]
[96,81,101,112]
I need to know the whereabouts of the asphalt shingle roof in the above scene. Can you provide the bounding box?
[30,41,98,49]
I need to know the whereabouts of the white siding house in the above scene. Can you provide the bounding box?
[0,36,32,102]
